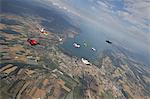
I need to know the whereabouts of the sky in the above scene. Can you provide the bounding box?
[36,0,150,57]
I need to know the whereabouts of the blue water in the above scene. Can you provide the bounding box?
[60,21,110,62]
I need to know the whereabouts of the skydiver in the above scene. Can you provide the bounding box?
[106,40,112,44]
[27,39,40,46]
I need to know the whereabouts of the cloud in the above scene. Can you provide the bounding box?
[36,0,150,53]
